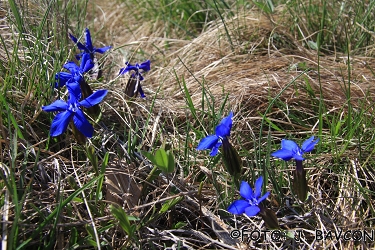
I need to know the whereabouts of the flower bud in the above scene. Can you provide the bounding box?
[292,167,308,202]
[259,204,279,229]
[221,138,242,177]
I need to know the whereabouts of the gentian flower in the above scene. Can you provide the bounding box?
[42,82,108,138]
[119,60,151,98]
[69,28,112,59]
[55,53,94,88]
[119,60,151,79]
[227,176,270,216]
[272,136,319,202]
[271,136,319,161]
[196,111,233,156]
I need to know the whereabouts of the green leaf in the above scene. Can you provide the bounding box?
[69,227,78,246]
[307,41,318,50]
[85,224,95,239]
[86,145,99,176]
[143,148,175,173]
[72,197,83,203]
[167,150,175,173]
[96,152,109,202]
[110,205,136,237]
[173,222,187,229]
[286,230,295,239]
[155,148,169,172]
[260,113,284,132]
[142,150,157,165]
[159,197,184,214]
[85,239,97,247]
[127,216,140,221]
[101,152,109,174]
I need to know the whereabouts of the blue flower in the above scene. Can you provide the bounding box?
[119,60,151,80]
[42,82,108,137]
[119,60,151,98]
[271,136,319,161]
[227,176,270,216]
[196,111,233,156]
[55,53,94,88]
[69,28,112,59]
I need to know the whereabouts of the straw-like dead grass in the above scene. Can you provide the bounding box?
[82,1,375,248]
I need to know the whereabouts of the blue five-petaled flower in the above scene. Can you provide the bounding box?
[271,136,319,161]
[227,176,270,216]
[42,82,108,138]
[196,111,233,156]
[119,60,151,98]
[119,60,151,80]
[55,53,94,88]
[69,28,112,59]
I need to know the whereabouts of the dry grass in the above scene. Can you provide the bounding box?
[79,1,375,248]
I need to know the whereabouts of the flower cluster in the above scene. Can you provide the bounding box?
[196,111,319,224]
[43,28,151,139]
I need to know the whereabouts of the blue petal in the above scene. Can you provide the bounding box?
[64,62,79,73]
[293,154,305,161]
[221,111,233,127]
[66,82,82,101]
[50,111,72,136]
[69,33,78,43]
[42,100,68,112]
[56,72,73,80]
[257,191,270,204]
[227,200,249,214]
[253,176,263,198]
[55,72,72,88]
[84,28,93,51]
[209,140,222,156]
[77,43,87,52]
[271,148,294,161]
[239,181,253,201]
[80,53,94,73]
[196,135,219,151]
[73,109,93,138]
[139,60,151,71]
[69,33,86,51]
[119,67,130,75]
[124,64,138,72]
[75,52,84,60]
[94,46,111,54]
[215,123,230,138]
[215,112,233,138]
[301,136,319,153]
[281,139,299,151]
[138,84,146,98]
[79,89,108,108]
[137,72,144,81]
[245,205,260,216]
